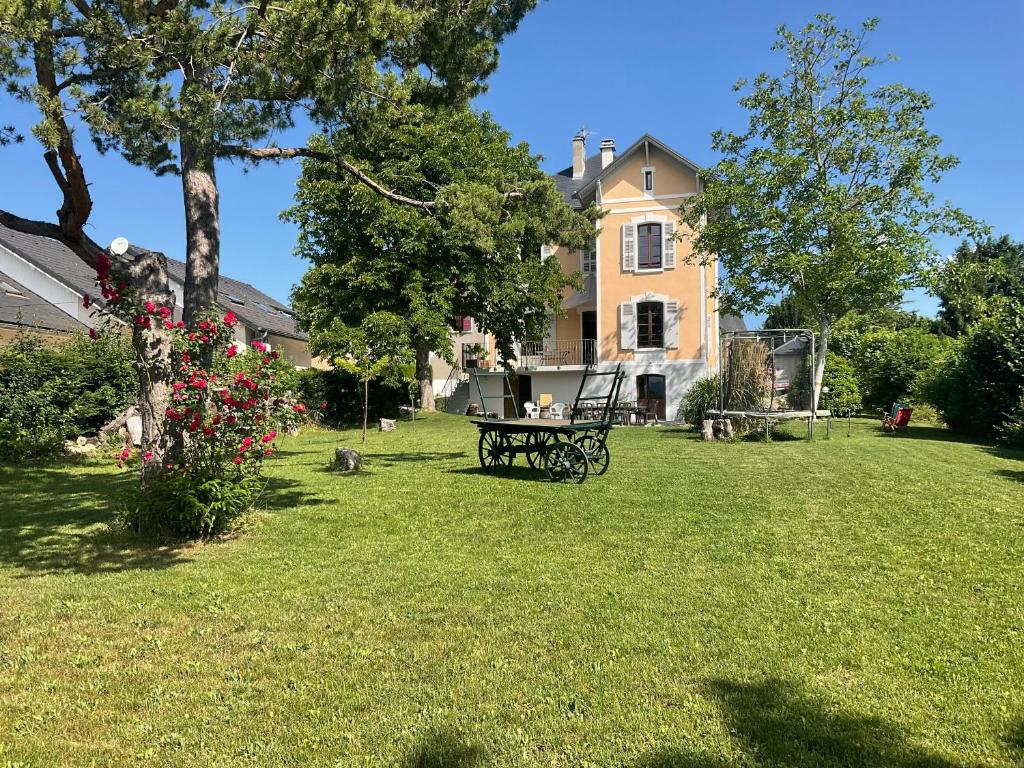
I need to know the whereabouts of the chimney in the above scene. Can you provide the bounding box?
[600,138,615,169]
[572,132,586,179]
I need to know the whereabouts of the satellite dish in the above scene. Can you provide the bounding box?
[109,237,130,256]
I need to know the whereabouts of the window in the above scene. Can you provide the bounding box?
[643,169,654,193]
[637,223,662,269]
[636,301,664,348]
[454,315,472,333]
[581,242,596,273]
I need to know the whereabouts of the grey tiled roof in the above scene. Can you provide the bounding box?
[0,220,305,341]
[163,259,305,341]
[551,152,604,209]
[0,224,100,299]
[0,269,87,333]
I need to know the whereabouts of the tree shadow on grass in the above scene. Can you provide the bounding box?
[638,678,964,768]
[258,475,337,508]
[0,462,191,577]
[446,465,554,483]
[1005,716,1024,758]
[402,728,486,768]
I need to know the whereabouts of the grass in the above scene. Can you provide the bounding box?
[1,414,1022,767]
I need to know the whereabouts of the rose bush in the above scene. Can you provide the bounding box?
[89,253,306,537]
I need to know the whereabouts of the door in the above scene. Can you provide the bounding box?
[636,374,666,421]
[581,311,597,365]
[515,374,533,417]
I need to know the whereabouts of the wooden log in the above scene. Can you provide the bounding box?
[702,419,715,441]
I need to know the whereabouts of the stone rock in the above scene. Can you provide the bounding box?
[379,418,396,432]
[332,447,362,472]
[126,414,143,447]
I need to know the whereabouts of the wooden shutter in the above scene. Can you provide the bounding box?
[621,224,636,272]
[663,221,676,269]
[540,244,553,261]
[620,302,637,350]
[664,300,680,349]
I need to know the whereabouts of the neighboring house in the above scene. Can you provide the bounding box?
[440,132,730,421]
[0,221,314,365]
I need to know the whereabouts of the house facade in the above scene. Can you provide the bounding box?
[0,221,315,365]
[442,133,723,421]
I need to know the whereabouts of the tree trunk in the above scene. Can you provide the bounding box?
[813,318,831,413]
[414,336,435,412]
[362,379,369,444]
[180,132,220,326]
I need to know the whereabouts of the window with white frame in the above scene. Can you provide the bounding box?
[637,223,663,270]
[581,241,596,273]
[642,166,655,195]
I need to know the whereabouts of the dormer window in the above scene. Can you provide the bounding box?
[642,166,655,195]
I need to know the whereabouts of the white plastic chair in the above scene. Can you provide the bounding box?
[549,402,567,420]
[523,401,540,419]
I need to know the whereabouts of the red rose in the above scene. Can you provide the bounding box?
[142,451,154,463]
[233,455,244,465]
[292,403,307,413]
[251,340,267,353]
[176,320,185,329]
[158,306,171,319]
[226,344,238,358]
[263,449,273,457]
[203,427,214,437]
[223,311,238,327]
[88,328,99,340]
[144,300,156,314]
[82,294,91,308]
[226,415,237,425]
[261,431,277,444]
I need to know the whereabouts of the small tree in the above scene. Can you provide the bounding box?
[682,15,979,410]
[313,313,411,443]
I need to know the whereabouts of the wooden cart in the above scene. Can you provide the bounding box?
[470,365,624,483]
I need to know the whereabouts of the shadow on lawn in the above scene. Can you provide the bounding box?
[0,463,191,577]
[403,728,486,768]
[638,679,964,768]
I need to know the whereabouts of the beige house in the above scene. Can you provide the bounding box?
[441,132,723,421]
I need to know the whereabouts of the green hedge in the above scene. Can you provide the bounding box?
[294,366,414,426]
[0,333,136,461]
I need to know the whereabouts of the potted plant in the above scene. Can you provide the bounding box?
[465,342,486,370]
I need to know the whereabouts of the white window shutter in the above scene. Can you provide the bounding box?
[664,300,680,349]
[663,221,676,269]
[540,244,553,261]
[620,302,637,350]
[621,224,636,272]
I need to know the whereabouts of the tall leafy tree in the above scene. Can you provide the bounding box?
[681,15,979,409]
[933,235,1024,336]
[0,0,538,476]
[287,104,595,410]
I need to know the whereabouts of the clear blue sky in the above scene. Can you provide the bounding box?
[2,0,1021,326]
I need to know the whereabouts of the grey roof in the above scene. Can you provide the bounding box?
[163,259,305,341]
[0,220,305,341]
[0,223,101,299]
[551,152,606,209]
[719,314,747,333]
[0,269,87,333]
[550,133,703,209]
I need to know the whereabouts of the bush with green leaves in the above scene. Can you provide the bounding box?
[295,367,414,427]
[678,375,720,427]
[853,327,948,412]
[920,301,1024,442]
[817,353,862,414]
[0,333,135,461]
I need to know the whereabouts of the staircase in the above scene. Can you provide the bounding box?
[444,377,471,415]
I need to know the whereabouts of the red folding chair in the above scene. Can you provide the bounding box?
[882,403,913,432]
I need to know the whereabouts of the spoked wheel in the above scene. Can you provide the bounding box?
[543,441,589,484]
[575,435,610,476]
[478,430,513,473]
[525,431,554,468]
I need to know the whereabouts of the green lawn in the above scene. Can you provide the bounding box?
[1,415,1022,767]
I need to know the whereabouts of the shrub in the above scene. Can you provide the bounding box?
[295,366,413,426]
[678,374,720,426]
[854,327,948,412]
[0,333,135,461]
[128,472,265,538]
[921,301,1024,442]
[818,353,862,414]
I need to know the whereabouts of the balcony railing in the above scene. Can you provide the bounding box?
[519,339,597,368]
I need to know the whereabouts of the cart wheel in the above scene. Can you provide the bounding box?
[525,431,553,468]
[478,430,513,473]
[543,441,589,484]
[575,435,610,476]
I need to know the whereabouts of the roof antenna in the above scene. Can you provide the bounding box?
[576,125,594,141]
